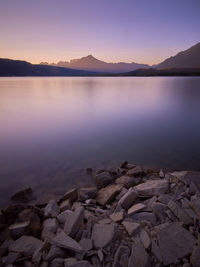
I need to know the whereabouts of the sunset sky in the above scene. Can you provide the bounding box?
[0,0,200,65]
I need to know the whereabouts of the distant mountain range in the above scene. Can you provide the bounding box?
[0,42,200,76]
[41,55,150,73]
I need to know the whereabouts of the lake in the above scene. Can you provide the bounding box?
[0,77,200,206]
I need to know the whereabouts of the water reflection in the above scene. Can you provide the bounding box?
[0,77,200,206]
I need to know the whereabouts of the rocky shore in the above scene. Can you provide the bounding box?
[0,162,200,267]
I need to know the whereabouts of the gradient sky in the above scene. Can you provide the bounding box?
[0,0,200,65]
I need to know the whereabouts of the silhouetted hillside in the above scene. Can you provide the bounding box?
[119,68,200,76]
[0,58,96,76]
[156,43,200,69]
[43,55,150,73]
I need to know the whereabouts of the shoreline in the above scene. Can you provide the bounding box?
[0,162,200,266]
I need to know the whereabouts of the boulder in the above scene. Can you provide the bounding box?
[191,198,200,219]
[11,187,33,203]
[79,238,93,251]
[168,200,193,225]
[67,261,92,267]
[9,221,30,239]
[41,218,58,241]
[134,179,169,197]
[109,211,124,222]
[78,187,97,201]
[157,222,196,265]
[51,230,83,253]
[57,210,73,224]
[44,199,60,218]
[118,188,138,210]
[59,199,71,212]
[50,258,64,267]
[92,171,115,189]
[126,165,144,177]
[45,246,66,261]
[91,223,116,248]
[130,212,157,225]
[9,235,43,256]
[62,188,78,202]
[116,176,140,188]
[96,184,123,206]
[139,229,151,250]
[127,203,146,216]
[64,207,84,238]
[122,221,141,236]
[190,239,200,267]
[65,258,78,266]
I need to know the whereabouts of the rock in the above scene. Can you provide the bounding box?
[126,165,144,177]
[115,187,128,200]
[134,179,169,197]
[59,199,71,212]
[191,198,200,219]
[159,169,165,178]
[122,221,141,236]
[158,194,172,205]
[46,246,66,261]
[118,187,138,210]
[57,210,73,224]
[5,252,19,264]
[78,187,97,201]
[130,212,157,225]
[67,261,92,267]
[65,258,78,266]
[91,223,116,248]
[62,188,78,202]
[11,187,33,203]
[97,249,104,262]
[51,230,83,253]
[109,211,124,222]
[190,239,200,267]
[157,222,196,265]
[96,184,123,206]
[50,258,64,267]
[92,171,115,189]
[9,221,30,239]
[127,203,146,216]
[128,237,149,267]
[44,199,60,218]
[64,207,84,238]
[116,176,140,188]
[34,193,62,207]
[151,238,162,262]
[0,239,13,256]
[79,238,93,251]
[9,235,43,256]
[114,245,130,266]
[41,218,58,241]
[139,229,151,250]
[168,200,193,225]
[151,202,166,223]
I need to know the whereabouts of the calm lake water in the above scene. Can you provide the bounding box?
[0,77,200,205]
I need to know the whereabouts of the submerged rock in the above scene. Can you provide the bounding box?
[11,187,33,203]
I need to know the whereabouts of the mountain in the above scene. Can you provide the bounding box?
[156,42,200,69]
[0,58,97,76]
[119,68,200,76]
[44,55,150,73]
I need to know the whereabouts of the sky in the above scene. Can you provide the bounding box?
[0,0,200,65]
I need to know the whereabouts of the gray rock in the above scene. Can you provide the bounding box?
[127,203,146,215]
[91,223,116,248]
[46,246,66,261]
[118,187,138,210]
[62,188,77,202]
[96,184,123,206]
[93,171,115,189]
[11,187,33,203]
[126,165,144,177]
[51,230,83,253]
[115,187,128,200]
[0,239,13,256]
[79,187,97,201]
[64,207,84,238]
[151,202,167,223]
[65,258,78,266]
[122,221,141,236]
[57,210,73,224]
[116,176,140,188]
[79,238,93,251]
[41,218,58,241]
[128,237,149,267]
[134,179,169,197]
[139,229,151,250]
[158,194,172,205]
[59,199,71,212]
[157,222,196,265]
[191,198,200,219]
[67,261,92,267]
[5,252,19,264]
[151,238,162,262]
[190,239,200,267]
[9,235,43,256]
[109,211,124,222]
[159,169,165,178]
[9,221,30,239]
[168,200,193,225]
[50,258,64,267]
[130,212,157,225]
[44,199,60,218]
[17,209,41,236]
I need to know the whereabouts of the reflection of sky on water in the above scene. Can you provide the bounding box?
[0,77,200,206]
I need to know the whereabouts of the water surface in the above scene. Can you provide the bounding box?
[0,77,200,205]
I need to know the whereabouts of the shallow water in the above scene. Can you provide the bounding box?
[0,77,200,206]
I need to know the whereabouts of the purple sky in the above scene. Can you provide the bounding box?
[0,0,200,64]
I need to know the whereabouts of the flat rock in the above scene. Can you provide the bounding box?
[190,239,200,267]
[41,218,58,241]
[44,199,60,218]
[9,235,43,256]
[78,187,97,201]
[51,230,83,253]
[157,222,196,265]
[64,207,84,238]
[46,246,66,261]
[168,200,193,225]
[128,237,149,267]
[62,188,77,202]
[122,221,141,236]
[59,199,71,212]
[128,203,146,216]
[57,210,73,224]
[118,187,138,210]
[116,176,140,188]
[131,212,157,225]
[9,221,30,239]
[126,165,144,177]
[67,261,92,267]
[91,223,116,248]
[96,184,123,206]
[79,238,93,251]
[92,171,115,189]
[139,229,151,249]
[191,198,200,219]
[109,211,124,222]
[134,179,169,197]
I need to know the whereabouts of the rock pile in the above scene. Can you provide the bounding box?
[0,162,200,266]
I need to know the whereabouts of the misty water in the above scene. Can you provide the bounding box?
[0,77,200,206]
